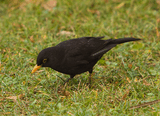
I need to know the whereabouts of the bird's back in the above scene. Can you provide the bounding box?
[56,36,109,57]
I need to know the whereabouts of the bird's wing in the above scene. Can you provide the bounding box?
[91,44,117,57]
[64,36,107,56]
[61,37,113,65]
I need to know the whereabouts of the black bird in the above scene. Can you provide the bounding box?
[32,36,140,85]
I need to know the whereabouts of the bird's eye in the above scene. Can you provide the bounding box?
[43,59,47,63]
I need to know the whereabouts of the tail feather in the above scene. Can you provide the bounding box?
[91,37,141,57]
[110,38,141,44]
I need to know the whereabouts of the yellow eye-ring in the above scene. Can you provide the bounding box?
[43,59,47,63]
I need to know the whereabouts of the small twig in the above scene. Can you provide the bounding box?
[130,99,160,109]
[57,75,65,82]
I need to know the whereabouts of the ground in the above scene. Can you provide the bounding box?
[0,0,160,115]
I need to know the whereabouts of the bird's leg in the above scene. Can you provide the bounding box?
[89,73,91,85]
[89,73,93,88]
[89,69,93,88]
[63,75,75,85]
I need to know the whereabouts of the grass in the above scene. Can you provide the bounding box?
[0,0,160,115]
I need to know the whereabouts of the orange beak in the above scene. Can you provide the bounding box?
[31,64,41,74]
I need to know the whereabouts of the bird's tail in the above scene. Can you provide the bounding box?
[110,38,141,44]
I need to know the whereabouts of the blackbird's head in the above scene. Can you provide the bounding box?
[31,48,53,74]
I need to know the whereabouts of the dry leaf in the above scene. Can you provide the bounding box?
[115,81,119,84]
[156,0,160,5]
[115,2,125,9]
[42,0,57,11]
[128,64,132,69]
[126,77,131,83]
[60,96,66,100]
[12,23,21,28]
[22,81,26,85]
[36,70,45,73]
[30,36,34,43]
[67,112,74,116]
[134,78,138,82]
[57,31,75,36]
[63,90,70,97]
[145,50,151,53]
[134,67,139,70]
[6,96,18,101]
[87,8,100,16]
[18,94,24,99]
[143,80,150,86]
[155,27,159,37]
[3,112,11,115]
[37,90,50,96]
[122,89,130,100]
[6,94,24,103]
[0,62,1,72]
[21,47,27,52]
[104,0,108,3]
[43,35,47,39]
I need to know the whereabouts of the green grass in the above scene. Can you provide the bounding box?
[1,0,160,115]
